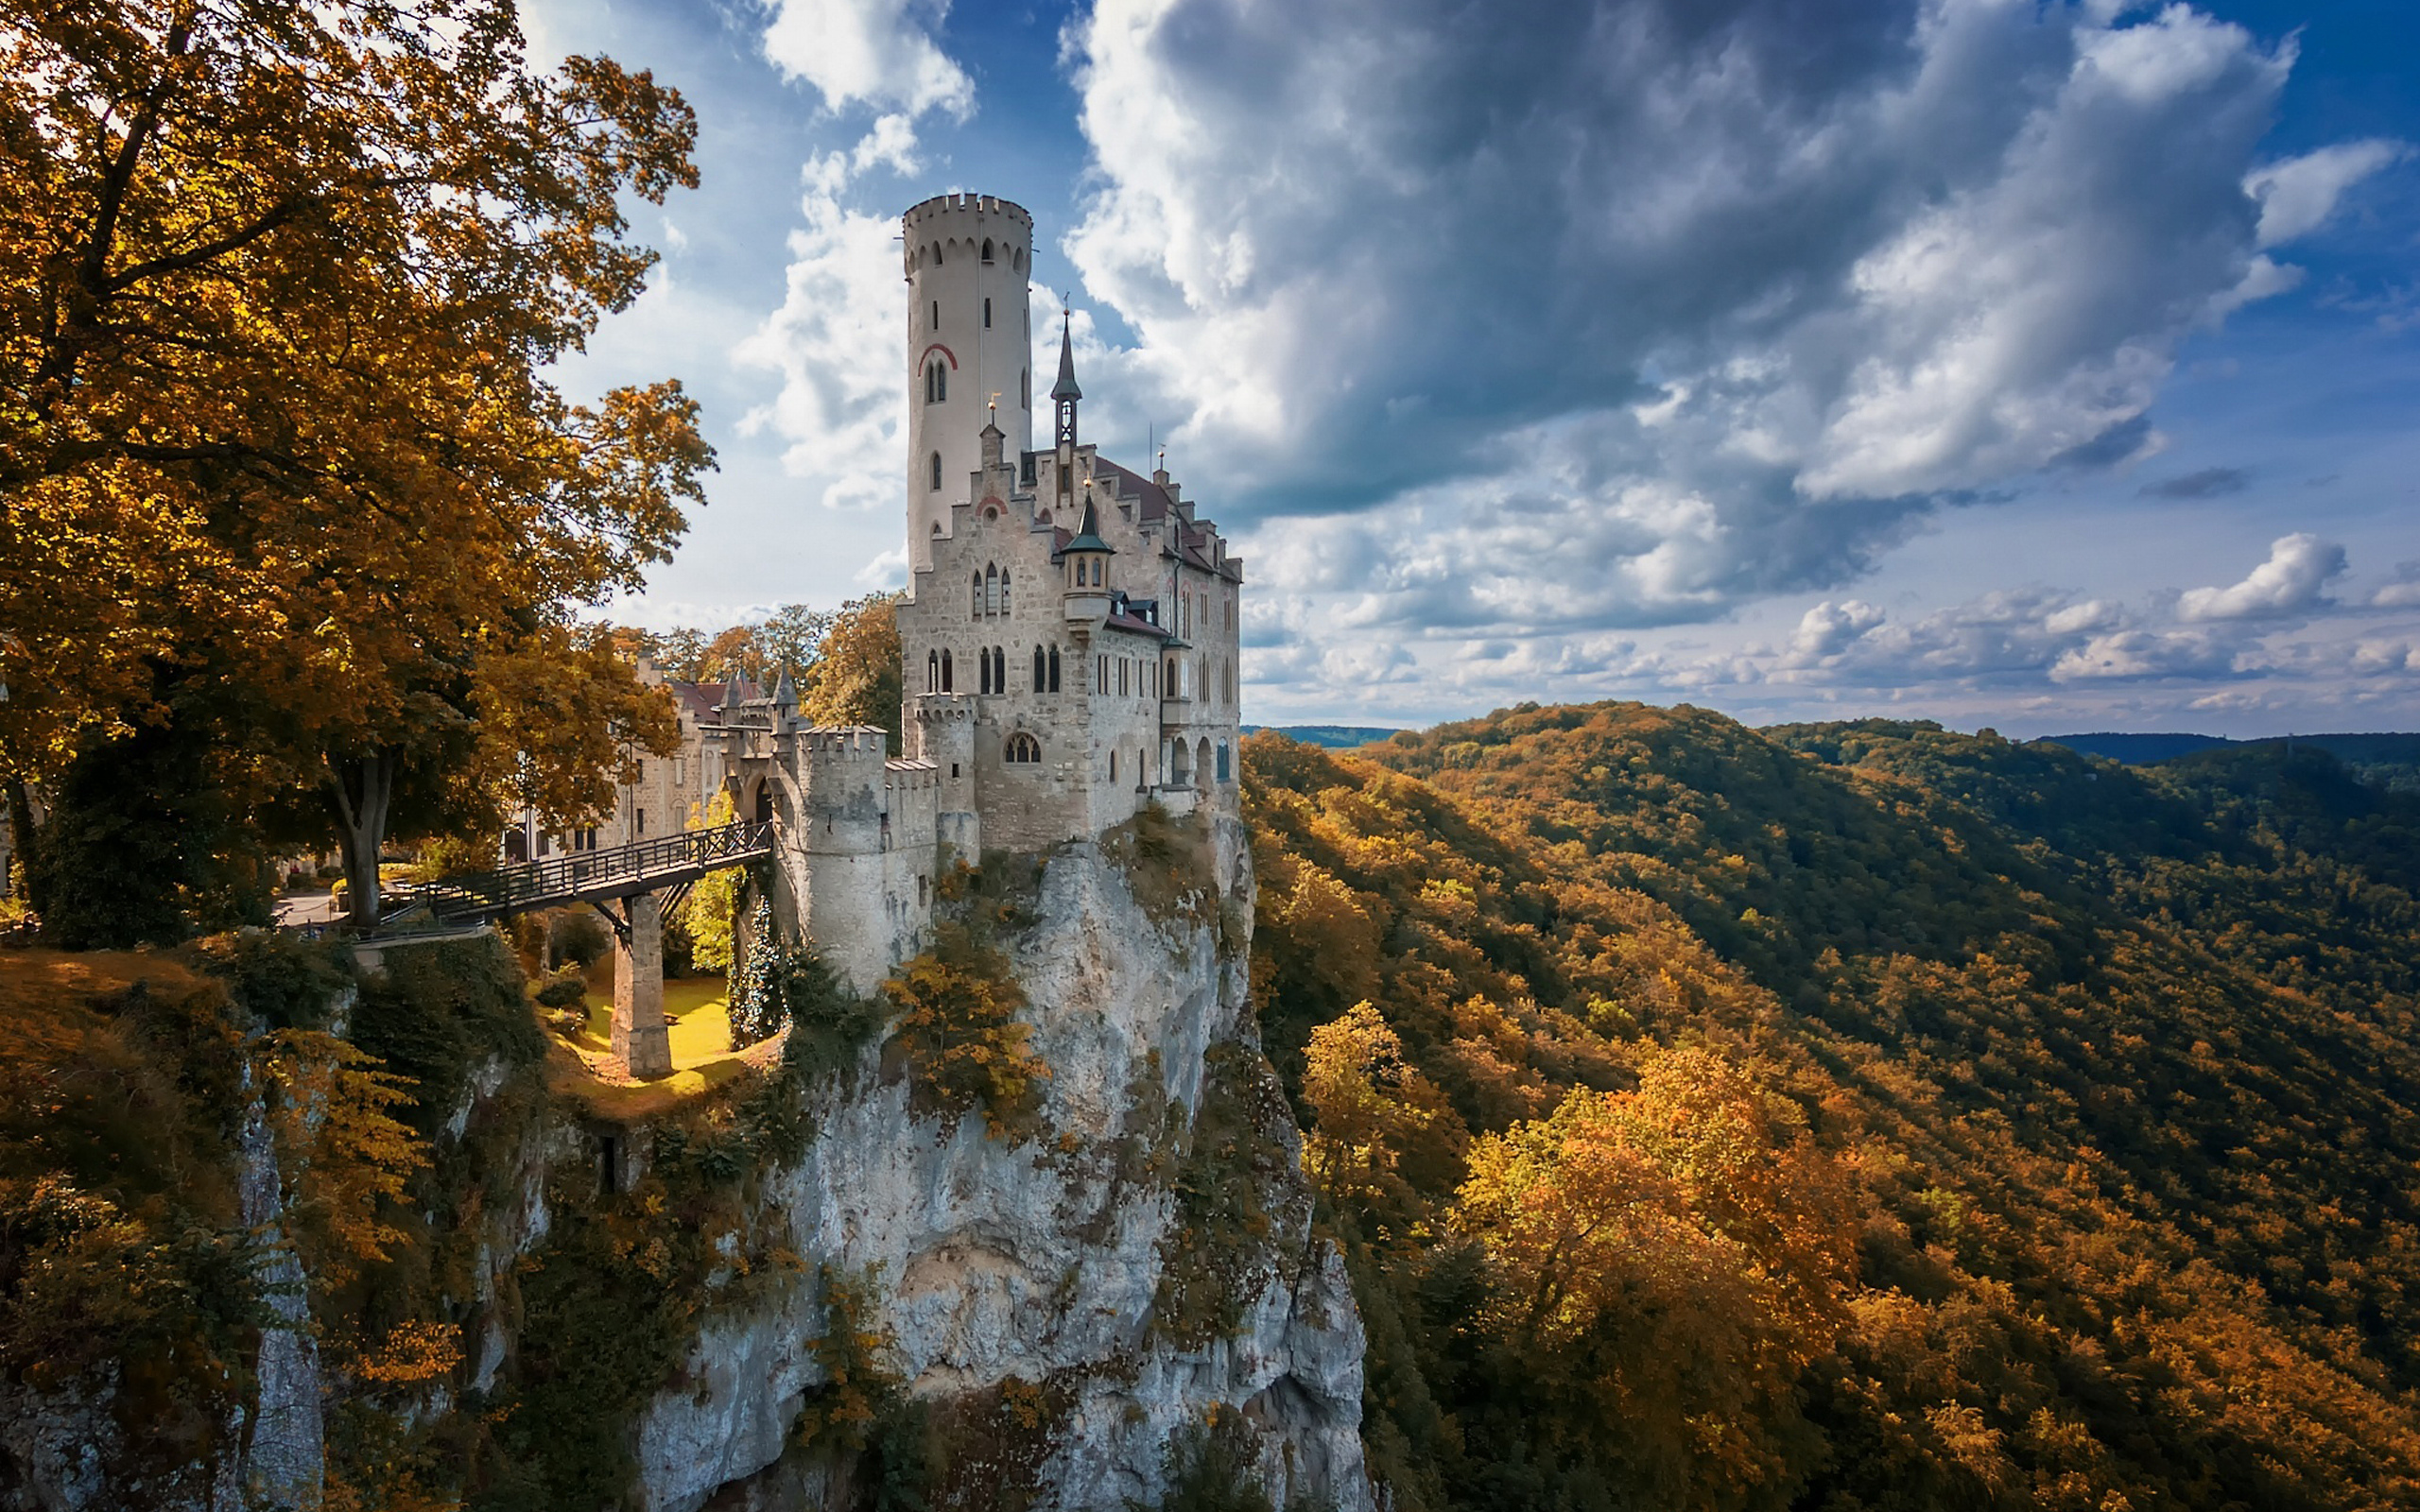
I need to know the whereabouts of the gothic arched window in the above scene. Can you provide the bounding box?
[1048,644,1061,692]
[1217,741,1231,782]
[925,358,946,404]
[999,569,1011,616]
[1005,732,1040,764]
[981,238,994,264]
[971,572,982,618]
[927,649,939,691]
[978,648,992,696]
[1033,644,1047,692]
[941,649,953,693]
[993,646,1006,693]
[984,562,998,617]
[930,450,942,490]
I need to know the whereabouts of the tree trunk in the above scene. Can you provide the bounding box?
[5,776,43,916]
[325,749,396,928]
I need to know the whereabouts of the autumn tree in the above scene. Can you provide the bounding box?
[758,602,835,685]
[1299,1001,1440,1210]
[0,0,708,927]
[801,593,903,747]
[882,922,1047,1138]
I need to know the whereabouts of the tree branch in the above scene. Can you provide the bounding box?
[105,198,308,292]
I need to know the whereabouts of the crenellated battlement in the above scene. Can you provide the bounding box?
[902,192,1031,227]
[795,725,890,758]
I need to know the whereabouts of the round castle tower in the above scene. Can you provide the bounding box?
[904,194,1034,572]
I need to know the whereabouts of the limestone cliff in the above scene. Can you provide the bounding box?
[623,813,1369,1509]
[0,813,1367,1510]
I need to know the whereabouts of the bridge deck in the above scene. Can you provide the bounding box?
[421,820,773,921]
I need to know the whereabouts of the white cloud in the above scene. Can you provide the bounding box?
[2050,629,2238,682]
[2371,564,2420,609]
[2245,139,2408,248]
[1785,600,1888,666]
[759,0,973,118]
[2176,532,2344,622]
[1065,0,2324,636]
[736,126,926,512]
[741,0,972,519]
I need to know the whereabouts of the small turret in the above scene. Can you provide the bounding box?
[1063,483,1114,627]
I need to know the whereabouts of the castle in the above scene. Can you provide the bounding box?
[549,194,1245,993]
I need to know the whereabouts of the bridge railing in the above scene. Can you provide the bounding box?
[421,820,773,920]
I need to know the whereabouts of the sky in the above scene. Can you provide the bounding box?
[525,0,2420,738]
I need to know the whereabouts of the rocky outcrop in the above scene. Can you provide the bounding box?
[633,815,1370,1510]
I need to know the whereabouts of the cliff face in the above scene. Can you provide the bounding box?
[631,814,1370,1509]
[0,813,1366,1511]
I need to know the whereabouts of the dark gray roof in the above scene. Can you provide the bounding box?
[1051,312,1082,402]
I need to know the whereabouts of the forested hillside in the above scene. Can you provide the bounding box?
[1241,704,2420,1512]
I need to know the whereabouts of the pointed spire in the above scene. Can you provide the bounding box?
[1051,310,1082,402]
[772,665,798,708]
[1063,481,1113,556]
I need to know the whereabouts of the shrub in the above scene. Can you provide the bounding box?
[410,833,493,883]
[351,934,542,1139]
[1102,806,1216,928]
[546,908,611,969]
[881,922,1048,1140]
[1134,1407,1279,1512]
[186,929,354,1031]
[531,968,588,1010]
[1151,1042,1296,1349]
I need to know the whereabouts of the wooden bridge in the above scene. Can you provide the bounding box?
[419,820,775,1081]
[420,820,773,923]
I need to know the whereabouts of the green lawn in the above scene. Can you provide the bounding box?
[572,976,739,1071]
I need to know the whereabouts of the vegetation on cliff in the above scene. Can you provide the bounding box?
[1244,707,2420,1512]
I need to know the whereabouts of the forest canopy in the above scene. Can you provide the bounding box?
[1245,706,2420,1512]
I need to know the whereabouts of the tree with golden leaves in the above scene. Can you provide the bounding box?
[0,0,708,925]
[1300,1000,1439,1209]
[801,593,903,748]
[1452,1044,1858,1506]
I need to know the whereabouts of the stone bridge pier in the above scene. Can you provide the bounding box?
[609,891,672,1079]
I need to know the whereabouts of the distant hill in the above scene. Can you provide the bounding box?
[1243,706,2420,1509]
[1239,723,1403,749]
[2037,730,2420,794]
[2031,730,2235,762]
